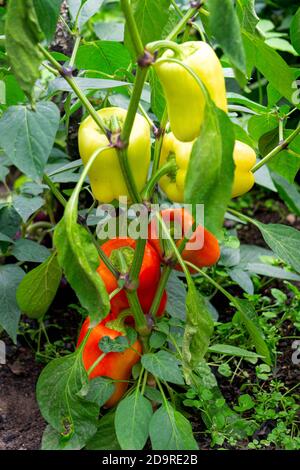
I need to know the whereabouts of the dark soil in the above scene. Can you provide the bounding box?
[0,346,44,450]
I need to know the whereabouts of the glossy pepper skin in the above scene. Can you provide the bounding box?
[97,238,167,319]
[78,107,151,203]
[158,134,256,202]
[148,208,220,273]
[77,318,142,408]
[154,41,228,142]
[232,141,256,198]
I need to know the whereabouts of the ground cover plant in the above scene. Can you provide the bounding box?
[0,0,300,451]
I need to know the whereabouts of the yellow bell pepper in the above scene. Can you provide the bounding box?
[231,140,256,198]
[158,134,256,201]
[154,41,228,142]
[78,107,151,203]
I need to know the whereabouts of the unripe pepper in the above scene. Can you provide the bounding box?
[231,141,256,198]
[97,237,167,320]
[77,318,142,408]
[158,134,256,202]
[148,208,220,273]
[78,107,151,203]
[154,41,228,142]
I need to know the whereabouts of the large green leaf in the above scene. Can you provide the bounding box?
[182,278,214,374]
[141,351,184,385]
[0,264,25,343]
[149,403,198,450]
[125,0,171,57]
[243,32,297,106]
[0,103,60,181]
[185,110,235,237]
[5,0,43,99]
[16,253,62,319]
[207,0,246,75]
[37,352,99,449]
[290,7,300,55]
[115,392,153,450]
[256,222,300,274]
[33,0,63,42]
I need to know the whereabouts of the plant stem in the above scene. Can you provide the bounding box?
[87,352,106,376]
[69,35,81,68]
[251,122,300,173]
[170,0,184,17]
[149,265,171,318]
[38,45,108,135]
[43,173,67,207]
[129,237,147,281]
[166,7,199,41]
[151,108,168,178]
[120,0,144,57]
[126,290,150,336]
[147,40,183,57]
[143,160,177,200]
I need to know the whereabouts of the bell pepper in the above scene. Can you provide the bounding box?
[154,41,228,142]
[158,134,256,202]
[77,317,142,408]
[148,208,220,273]
[78,107,151,203]
[97,237,167,320]
[231,140,256,198]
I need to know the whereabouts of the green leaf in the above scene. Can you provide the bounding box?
[236,0,259,34]
[54,218,110,326]
[78,377,115,407]
[149,403,198,450]
[99,335,129,353]
[16,253,62,319]
[0,205,21,238]
[13,194,44,223]
[228,268,254,294]
[186,109,235,237]
[149,68,166,121]
[227,92,267,114]
[37,351,99,449]
[76,42,131,76]
[69,0,105,31]
[0,103,60,181]
[33,0,63,42]
[290,7,300,55]
[182,278,214,372]
[5,0,43,99]
[208,344,262,359]
[272,173,300,216]
[86,413,121,450]
[184,102,222,213]
[115,392,153,450]
[242,32,297,106]
[141,351,184,385]
[207,0,246,75]
[255,222,300,274]
[234,299,272,365]
[125,0,171,57]
[166,271,186,320]
[12,239,50,263]
[49,77,127,94]
[0,264,25,342]
[94,22,124,42]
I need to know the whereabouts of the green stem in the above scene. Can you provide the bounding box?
[69,35,81,68]
[126,290,150,336]
[120,0,144,58]
[170,0,183,17]
[142,160,177,200]
[43,173,67,207]
[147,40,183,57]
[87,352,106,376]
[149,266,171,318]
[251,122,300,173]
[151,108,168,178]
[39,45,108,136]
[166,7,199,41]
[129,237,147,281]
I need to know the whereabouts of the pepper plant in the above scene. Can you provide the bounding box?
[0,0,300,451]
